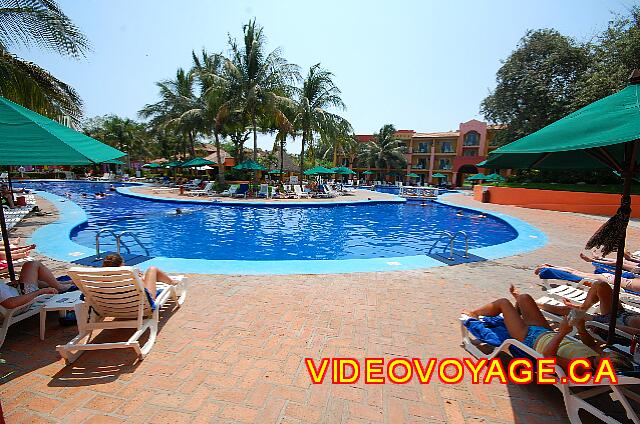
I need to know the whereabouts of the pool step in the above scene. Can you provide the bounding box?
[427,252,486,266]
[72,252,153,267]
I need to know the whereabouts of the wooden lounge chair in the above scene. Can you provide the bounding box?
[57,266,187,364]
[460,315,640,423]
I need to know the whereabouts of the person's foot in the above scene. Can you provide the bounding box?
[462,309,479,319]
[534,264,552,275]
[562,298,580,309]
[509,284,520,299]
[579,252,592,263]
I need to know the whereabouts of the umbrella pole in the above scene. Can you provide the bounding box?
[606,140,637,346]
[0,205,16,282]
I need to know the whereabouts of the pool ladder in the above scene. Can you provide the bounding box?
[428,230,469,261]
[95,229,150,260]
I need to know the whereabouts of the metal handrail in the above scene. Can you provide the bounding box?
[95,229,119,260]
[456,230,469,258]
[428,230,456,260]
[118,231,150,256]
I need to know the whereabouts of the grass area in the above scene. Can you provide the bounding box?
[500,182,640,195]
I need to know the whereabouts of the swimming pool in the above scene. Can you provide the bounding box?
[18,181,518,261]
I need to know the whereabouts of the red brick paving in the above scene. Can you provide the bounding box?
[1,193,639,423]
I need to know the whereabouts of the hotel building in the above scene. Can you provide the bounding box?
[341,119,504,186]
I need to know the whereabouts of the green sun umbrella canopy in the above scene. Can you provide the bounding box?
[432,172,447,178]
[363,170,376,175]
[233,159,266,171]
[268,169,284,174]
[165,160,183,167]
[181,157,216,168]
[331,166,356,175]
[102,159,124,165]
[0,96,125,165]
[406,172,420,178]
[485,173,505,181]
[143,163,163,168]
[304,166,334,175]
[482,82,640,170]
[466,173,487,180]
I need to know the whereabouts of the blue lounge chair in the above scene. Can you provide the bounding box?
[234,183,249,198]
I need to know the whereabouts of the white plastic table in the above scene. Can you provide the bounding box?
[39,291,82,340]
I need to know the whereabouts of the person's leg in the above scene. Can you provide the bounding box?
[18,261,70,291]
[514,293,552,329]
[465,298,529,341]
[142,267,160,299]
[144,266,174,285]
[537,302,571,316]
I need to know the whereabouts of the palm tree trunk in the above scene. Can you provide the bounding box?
[280,138,285,175]
[300,130,307,174]
[214,131,225,183]
[188,131,196,157]
[333,141,338,166]
[252,114,258,161]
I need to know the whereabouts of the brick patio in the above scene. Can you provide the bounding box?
[1,193,638,423]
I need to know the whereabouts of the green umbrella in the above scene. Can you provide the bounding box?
[481,72,640,345]
[165,160,183,168]
[181,157,216,168]
[102,159,124,165]
[0,96,125,165]
[0,96,126,283]
[143,163,163,168]
[432,172,447,178]
[406,172,420,178]
[485,173,505,182]
[363,170,376,175]
[305,166,333,175]
[331,166,356,175]
[233,159,267,171]
[465,173,487,181]
[268,169,284,174]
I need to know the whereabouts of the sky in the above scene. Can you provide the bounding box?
[11,0,637,151]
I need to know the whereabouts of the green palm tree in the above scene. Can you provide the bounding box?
[293,63,351,173]
[139,68,199,158]
[0,0,89,122]
[224,19,299,161]
[360,124,407,171]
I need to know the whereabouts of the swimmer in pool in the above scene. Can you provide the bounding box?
[109,185,116,191]
[456,211,464,217]
[175,208,182,215]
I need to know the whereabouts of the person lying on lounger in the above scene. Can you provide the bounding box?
[0,261,73,309]
[0,243,35,261]
[579,252,640,274]
[535,263,640,293]
[101,253,177,300]
[0,184,15,208]
[536,281,640,336]
[463,285,633,373]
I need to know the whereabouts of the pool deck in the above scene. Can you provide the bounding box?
[2,193,639,423]
[121,185,405,206]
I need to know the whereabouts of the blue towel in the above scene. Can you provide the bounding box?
[537,267,583,282]
[593,264,636,279]
[464,316,533,360]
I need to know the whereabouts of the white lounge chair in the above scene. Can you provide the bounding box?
[293,185,309,199]
[221,184,239,197]
[186,182,215,197]
[99,173,111,181]
[0,289,51,348]
[460,315,640,424]
[183,179,202,190]
[57,266,187,364]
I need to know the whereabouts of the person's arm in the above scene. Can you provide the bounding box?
[575,319,602,353]
[542,317,572,358]
[0,288,57,310]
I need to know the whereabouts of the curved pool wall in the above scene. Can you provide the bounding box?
[28,188,547,275]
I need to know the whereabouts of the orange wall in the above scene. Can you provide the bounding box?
[472,185,640,217]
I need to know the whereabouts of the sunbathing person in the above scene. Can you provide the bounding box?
[0,243,35,261]
[463,285,632,373]
[101,253,176,300]
[580,252,640,274]
[535,263,640,293]
[1,184,15,208]
[0,261,73,309]
[536,281,640,337]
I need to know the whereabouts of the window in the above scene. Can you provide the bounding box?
[416,142,430,153]
[440,141,454,153]
[438,159,452,170]
[462,149,478,157]
[463,131,480,146]
[414,158,427,169]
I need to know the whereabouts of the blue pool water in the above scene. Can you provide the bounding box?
[18,181,518,261]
